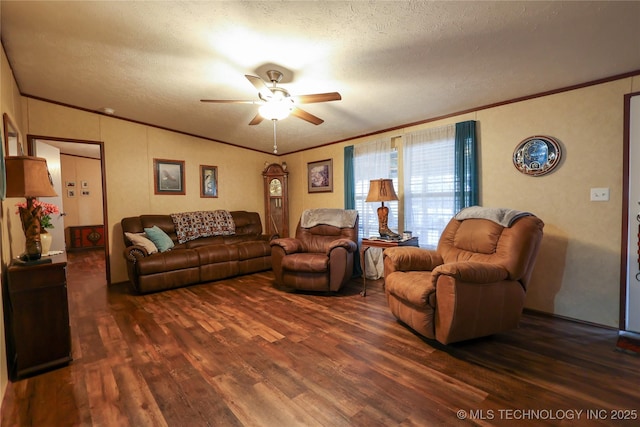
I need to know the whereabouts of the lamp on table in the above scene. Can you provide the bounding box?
[5,156,58,262]
[365,178,400,238]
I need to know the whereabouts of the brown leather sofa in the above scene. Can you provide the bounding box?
[383,210,544,344]
[121,211,272,294]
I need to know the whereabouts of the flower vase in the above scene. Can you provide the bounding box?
[40,232,53,255]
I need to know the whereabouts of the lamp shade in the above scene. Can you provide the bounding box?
[365,179,398,202]
[5,156,57,198]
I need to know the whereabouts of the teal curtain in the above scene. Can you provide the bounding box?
[344,145,362,276]
[454,120,478,212]
[344,145,355,209]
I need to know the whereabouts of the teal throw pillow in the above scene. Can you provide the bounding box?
[144,225,175,252]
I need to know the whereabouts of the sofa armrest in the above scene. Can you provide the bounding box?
[383,247,443,273]
[123,245,149,264]
[327,238,357,254]
[431,261,509,287]
[270,237,305,254]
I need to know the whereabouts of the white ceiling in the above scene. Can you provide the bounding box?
[2,1,640,155]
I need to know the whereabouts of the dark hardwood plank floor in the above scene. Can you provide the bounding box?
[2,249,640,426]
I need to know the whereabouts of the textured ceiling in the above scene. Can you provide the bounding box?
[2,1,640,155]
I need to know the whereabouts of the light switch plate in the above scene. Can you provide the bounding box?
[590,187,610,202]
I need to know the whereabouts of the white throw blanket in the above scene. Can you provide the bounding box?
[300,208,358,228]
[454,206,532,227]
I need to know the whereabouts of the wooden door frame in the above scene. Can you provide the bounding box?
[620,92,640,331]
[27,135,111,284]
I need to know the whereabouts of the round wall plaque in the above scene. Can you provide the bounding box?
[513,135,562,176]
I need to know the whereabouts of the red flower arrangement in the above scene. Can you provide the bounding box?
[15,200,60,230]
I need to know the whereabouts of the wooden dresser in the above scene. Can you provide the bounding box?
[67,224,105,250]
[4,253,72,380]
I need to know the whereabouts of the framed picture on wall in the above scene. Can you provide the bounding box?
[3,113,22,156]
[200,165,218,198]
[307,158,333,193]
[154,158,185,195]
[67,189,76,198]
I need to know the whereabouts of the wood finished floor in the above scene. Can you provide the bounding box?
[2,249,640,426]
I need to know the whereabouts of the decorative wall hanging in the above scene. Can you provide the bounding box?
[307,159,333,193]
[3,113,22,156]
[200,165,218,198]
[513,135,562,176]
[154,159,185,195]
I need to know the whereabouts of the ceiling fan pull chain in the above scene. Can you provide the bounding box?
[273,119,278,154]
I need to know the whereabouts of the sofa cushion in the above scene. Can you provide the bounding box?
[451,219,502,255]
[385,271,436,306]
[136,249,199,275]
[185,235,226,249]
[196,245,239,264]
[125,232,158,254]
[144,225,175,252]
[281,253,328,273]
[236,240,272,260]
[139,215,179,243]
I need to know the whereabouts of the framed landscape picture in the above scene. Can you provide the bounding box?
[200,165,218,198]
[154,159,185,195]
[307,158,333,193]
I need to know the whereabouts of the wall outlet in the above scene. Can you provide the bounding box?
[590,187,610,202]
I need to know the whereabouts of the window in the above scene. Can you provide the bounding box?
[353,138,396,240]
[350,121,476,249]
[404,124,456,248]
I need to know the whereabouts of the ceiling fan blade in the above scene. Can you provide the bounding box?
[200,99,258,104]
[248,113,264,126]
[245,75,273,100]
[295,92,342,104]
[291,107,324,125]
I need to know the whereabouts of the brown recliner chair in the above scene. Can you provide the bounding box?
[383,207,544,344]
[270,209,358,292]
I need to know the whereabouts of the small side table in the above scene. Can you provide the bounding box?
[360,237,419,296]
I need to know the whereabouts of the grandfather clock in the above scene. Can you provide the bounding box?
[262,162,289,238]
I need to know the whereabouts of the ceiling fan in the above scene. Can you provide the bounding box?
[200,70,341,126]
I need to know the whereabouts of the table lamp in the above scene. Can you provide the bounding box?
[366,178,400,238]
[5,156,58,261]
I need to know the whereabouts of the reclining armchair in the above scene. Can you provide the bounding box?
[271,208,358,292]
[383,207,544,344]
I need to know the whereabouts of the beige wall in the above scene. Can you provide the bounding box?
[0,43,23,407]
[23,101,278,284]
[284,77,639,329]
[60,155,104,227]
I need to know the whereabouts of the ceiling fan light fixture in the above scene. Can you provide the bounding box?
[258,98,294,121]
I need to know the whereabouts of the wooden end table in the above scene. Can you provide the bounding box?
[360,237,419,296]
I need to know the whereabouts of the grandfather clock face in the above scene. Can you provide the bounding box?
[269,178,282,196]
[263,164,288,237]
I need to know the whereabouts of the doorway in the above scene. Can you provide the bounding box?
[622,93,640,334]
[28,135,110,284]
